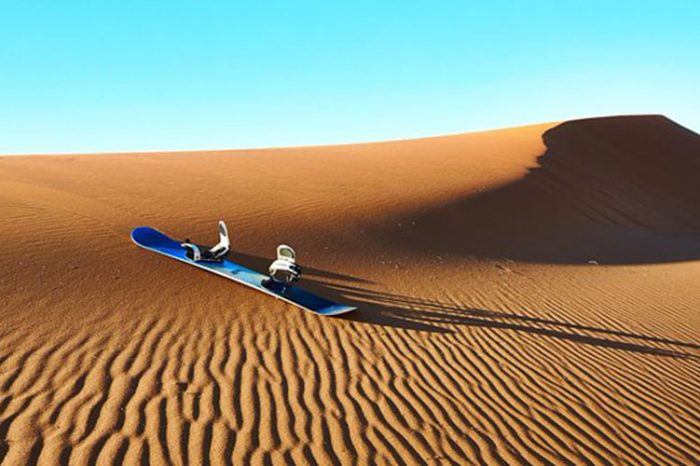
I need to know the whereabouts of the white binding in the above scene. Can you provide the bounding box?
[209,220,230,258]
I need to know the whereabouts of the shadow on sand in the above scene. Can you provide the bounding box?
[323,280,699,360]
[375,115,700,264]
[233,116,700,358]
[234,251,699,360]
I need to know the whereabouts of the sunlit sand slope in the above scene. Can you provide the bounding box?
[1,115,699,465]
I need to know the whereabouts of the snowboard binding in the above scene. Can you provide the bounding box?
[181,220,230,262]
[181,220,302,291]
[262,245,302,292]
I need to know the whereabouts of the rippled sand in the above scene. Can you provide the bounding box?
[1,115,699,465]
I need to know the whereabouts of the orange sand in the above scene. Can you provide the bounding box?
[1,115,699,464]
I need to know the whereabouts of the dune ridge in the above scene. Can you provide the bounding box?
[1,115,700,465]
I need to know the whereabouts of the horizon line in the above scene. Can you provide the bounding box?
[0,113,684,157]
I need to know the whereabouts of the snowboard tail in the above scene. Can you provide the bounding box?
[131,227,356,316]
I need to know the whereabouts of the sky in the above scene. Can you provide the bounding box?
[1,1,699,154]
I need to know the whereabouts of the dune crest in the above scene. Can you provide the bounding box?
[378,115,700,264]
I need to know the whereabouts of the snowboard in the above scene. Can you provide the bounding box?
[131,227,356,316]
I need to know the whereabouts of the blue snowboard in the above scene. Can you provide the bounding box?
[131,227,356,316]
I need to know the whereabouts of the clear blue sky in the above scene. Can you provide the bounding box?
[1,1,699,154]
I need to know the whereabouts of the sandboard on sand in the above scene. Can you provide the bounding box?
[131,226,356,316]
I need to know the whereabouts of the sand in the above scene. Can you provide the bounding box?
[1,115,699,465]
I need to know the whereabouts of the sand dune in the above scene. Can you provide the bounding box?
[1,115,700,465]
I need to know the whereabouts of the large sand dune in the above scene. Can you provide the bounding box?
[1,115,699,464]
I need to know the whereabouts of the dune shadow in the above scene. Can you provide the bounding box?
[375,115,700,264]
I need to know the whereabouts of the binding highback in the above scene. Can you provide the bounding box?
[209,220,230,258]
[277,244,296,263]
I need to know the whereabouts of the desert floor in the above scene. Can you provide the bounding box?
[1,115,699,465]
